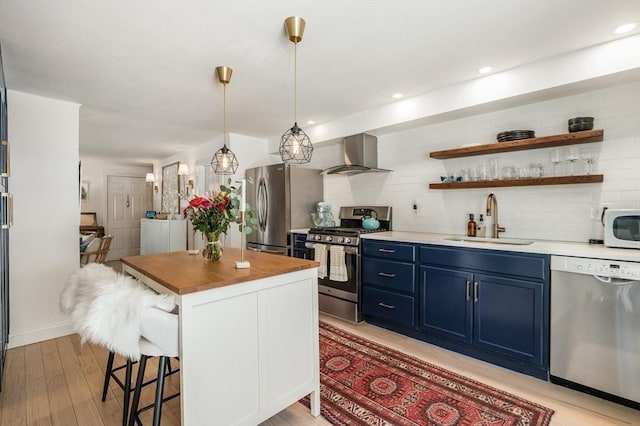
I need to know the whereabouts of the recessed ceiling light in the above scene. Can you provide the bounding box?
[478,66,493,74]
[614,22,636,34]
[306,120,315,125]
[391,93,403,99]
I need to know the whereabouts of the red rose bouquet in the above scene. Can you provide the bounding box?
[183,179,256,260]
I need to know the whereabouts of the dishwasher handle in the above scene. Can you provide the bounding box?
[593,275,639,286]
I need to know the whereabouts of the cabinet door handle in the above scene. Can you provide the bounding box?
[473,281,479,303]
[378,272,396,278]
[465,280,471,301]
[378,302,395,309]
[378,248,396,253]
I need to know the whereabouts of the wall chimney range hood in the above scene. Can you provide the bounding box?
[321,133,392,175]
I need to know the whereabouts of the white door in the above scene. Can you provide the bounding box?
[107,175,148,260]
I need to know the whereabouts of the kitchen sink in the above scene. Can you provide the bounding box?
[444,236,535,245]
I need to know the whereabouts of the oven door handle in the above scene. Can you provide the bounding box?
[306,242,358,255]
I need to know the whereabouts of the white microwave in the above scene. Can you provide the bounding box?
[603,209,640,249]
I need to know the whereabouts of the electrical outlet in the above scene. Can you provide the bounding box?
[412,200,425,218]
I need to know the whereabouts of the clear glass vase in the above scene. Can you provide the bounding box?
[202,232,223,261]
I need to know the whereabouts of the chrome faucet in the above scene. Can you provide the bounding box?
[486,193,506,238]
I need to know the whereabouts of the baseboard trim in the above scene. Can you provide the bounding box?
[8,321,76,348]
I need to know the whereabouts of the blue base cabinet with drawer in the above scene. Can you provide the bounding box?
[361,240,417,328]
[420,245,549,380]
[362,240,550,381]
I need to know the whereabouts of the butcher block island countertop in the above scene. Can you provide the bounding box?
[121,248,319,295]
[121,249,321,426]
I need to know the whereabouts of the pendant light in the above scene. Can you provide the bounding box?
[211,66,239,175]
[279,16,313,164]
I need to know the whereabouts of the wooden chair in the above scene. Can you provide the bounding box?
[80,235,113,264]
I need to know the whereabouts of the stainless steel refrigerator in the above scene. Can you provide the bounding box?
[245,164,323,255]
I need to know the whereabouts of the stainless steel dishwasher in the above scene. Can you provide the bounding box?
[550,255,640,409]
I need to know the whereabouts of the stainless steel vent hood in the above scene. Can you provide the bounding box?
[321,133,392,175]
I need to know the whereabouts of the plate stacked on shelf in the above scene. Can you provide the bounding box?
[496,130,535,142]
[568,117,594,132]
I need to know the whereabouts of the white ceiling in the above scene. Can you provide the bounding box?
[0,0,638,161]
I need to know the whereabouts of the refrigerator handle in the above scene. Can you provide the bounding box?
[257,177,268,232]
[1,140,9,178]
[1,192,11,229]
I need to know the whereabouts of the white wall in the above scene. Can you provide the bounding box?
[8,90,80,347]
[319,81,640,243]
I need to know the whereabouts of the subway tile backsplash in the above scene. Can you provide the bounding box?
[322,81,640,243]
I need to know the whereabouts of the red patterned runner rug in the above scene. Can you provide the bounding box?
[301,321,554,425]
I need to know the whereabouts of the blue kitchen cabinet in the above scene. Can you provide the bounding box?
[474,273,544,366]
[289,233,308,259]
[361,240,549,379]
[361,240,417,328]
[419,245,549,379]
[420,266,473,342]
[420,266,545,366]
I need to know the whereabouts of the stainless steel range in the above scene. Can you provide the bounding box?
[306,206,392,322]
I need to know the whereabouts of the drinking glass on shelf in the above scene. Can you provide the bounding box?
[550,150,563,176]
[470,166,480,181]
[566,147,580,175]
[501,166,515,179]
[582,152,599,175]
[479,164,489,180]
[488,158,499,180]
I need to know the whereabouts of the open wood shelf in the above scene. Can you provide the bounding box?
[429,129,604,159]
[429,174,604,189]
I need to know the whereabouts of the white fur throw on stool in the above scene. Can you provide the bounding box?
[60,263,176,360]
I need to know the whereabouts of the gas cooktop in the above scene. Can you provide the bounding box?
[308,226,389,235]
[307,206,392,246]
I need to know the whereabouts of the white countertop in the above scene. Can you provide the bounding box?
[363,231,640,262]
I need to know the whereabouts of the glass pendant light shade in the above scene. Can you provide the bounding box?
[280,122,313,164]
[211,144,238,175]
[212,66,240,175]
[280,16,313,164]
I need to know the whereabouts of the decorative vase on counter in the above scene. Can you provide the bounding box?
[202,232,223,261]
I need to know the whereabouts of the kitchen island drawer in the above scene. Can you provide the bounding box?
[362,258,415,293]
[363,240,416,262]
[362,287,415,327]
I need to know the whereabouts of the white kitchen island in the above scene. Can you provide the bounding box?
[121,249,321,425]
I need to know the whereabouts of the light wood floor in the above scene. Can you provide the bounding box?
[1,314,638,425]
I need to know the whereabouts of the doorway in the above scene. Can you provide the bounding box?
[106,175,149,260]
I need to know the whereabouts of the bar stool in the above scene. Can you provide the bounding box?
[128,306,180,426]
[60,263,177,425]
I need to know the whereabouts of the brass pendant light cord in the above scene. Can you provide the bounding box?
[294,41,297,125]
[223,82,228,146]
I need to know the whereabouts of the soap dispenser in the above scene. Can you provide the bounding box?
[467,214,477,237]
[476,214,486,237]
